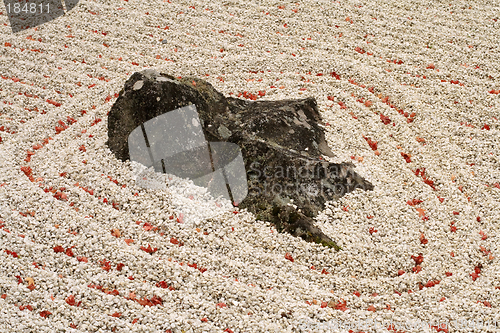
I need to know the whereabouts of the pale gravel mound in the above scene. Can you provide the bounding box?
[0,0,500,332]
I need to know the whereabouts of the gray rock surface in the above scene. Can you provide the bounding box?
[107,70,374,249]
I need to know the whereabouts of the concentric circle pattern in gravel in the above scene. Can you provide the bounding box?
[1,0,500,332]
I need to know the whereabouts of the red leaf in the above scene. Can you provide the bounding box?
[156,281,170,289]
[401,152,412,163]
[363,136,378,151]
[420,233,428,245]
[380,114,391,124]
[334,299,348,311]
[330,71,341,80]
[4,249,18,258]
[284,252,294,262]
[53,245,65,253]
[140,244,158,254]
[116,263,125,271]
[65,248,74,257]
[77,256,88,262]
[40,311,52,318]
[217,302,227,308]
[47,99,62,107]
[411,254,424,265]
[100,260,111,271]
[124,239,134,245]
[65,295,76,306]
[111,312,121,318]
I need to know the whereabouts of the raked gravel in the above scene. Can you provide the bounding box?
[1,0,500,332]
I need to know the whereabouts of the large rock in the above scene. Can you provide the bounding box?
[107,69,373,250]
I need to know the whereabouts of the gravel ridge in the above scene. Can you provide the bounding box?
[1,0,499,332]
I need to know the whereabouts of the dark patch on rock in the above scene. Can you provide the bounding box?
[107,69,374,250]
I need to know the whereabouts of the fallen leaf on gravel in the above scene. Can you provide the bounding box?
[40,311,52,318]
[26,277,35,290]
[416,208,425,217]
[66,295,76,306]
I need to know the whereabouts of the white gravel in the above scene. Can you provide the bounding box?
[1,0,500,332]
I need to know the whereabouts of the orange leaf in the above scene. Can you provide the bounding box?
[26,277,35,290]
[111,228,121,237]
[416,208,425,217]
[124,239,134,245]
